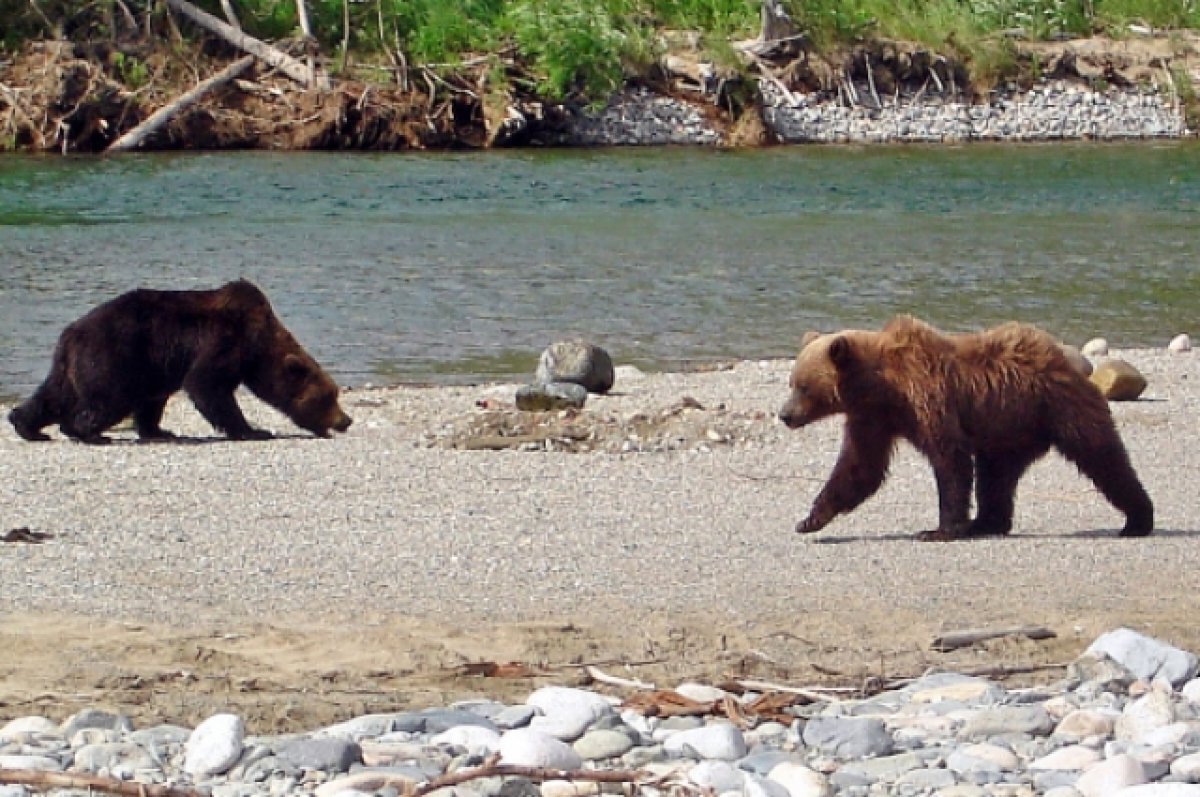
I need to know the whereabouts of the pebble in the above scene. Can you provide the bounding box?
[10,629,1200,797]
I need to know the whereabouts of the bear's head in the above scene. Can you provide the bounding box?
[779,330,873,429]
[275,353,353,437]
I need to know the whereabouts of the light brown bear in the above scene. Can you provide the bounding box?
[778,315,1153,540]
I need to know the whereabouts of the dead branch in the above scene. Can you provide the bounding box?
[164,0,327,88]
[106,54,255,153]
[411,755,651,797]
[0,770,203,797]
[585,665,656,691]
[930,625,1057,653]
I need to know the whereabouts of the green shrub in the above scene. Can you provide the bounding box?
[503,0,655,101]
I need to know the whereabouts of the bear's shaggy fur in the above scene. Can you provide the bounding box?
[9,280,352,443]
[778,315,1153,540]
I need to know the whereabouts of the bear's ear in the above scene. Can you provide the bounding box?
[800,330,822,350]
[283,353,309,377]
[827,335,854,368]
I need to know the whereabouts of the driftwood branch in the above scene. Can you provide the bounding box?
[106,55,256,153]
[412,755,651,797]
[164,0,327,88]
[0,770,203,797]
[931,625,1057,652]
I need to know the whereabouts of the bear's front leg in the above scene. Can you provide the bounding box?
[797,419,894,535]
[185,375,272,441]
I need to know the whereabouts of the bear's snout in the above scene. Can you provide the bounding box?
[779,397,809,429]
[331,410,353,433]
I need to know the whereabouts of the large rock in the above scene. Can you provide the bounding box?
[536,340,615,394]
[527,686,614,741]
[801,716,893,759]
[1085,628,1200,687]
[1090,357,1147,401]
[662,723,747,760]
[184,713,245,777]
[498,728,583,769]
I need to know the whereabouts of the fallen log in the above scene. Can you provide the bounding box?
[106,55,255,153]
[164,0,327,88]
[931,625,1057,652]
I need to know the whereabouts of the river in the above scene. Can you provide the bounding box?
[1,143,1198,401]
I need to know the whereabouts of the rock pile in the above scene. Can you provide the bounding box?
[563,81,1187,146]
[4,629,1200,797]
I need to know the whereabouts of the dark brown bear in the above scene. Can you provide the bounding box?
[9,280,352,443]
[778,315,1153,540]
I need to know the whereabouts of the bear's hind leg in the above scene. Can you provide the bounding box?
[1056,434,1154,536]
[9,402,52,441]
[969,449,1044,536]
[918,446,974,541]
[8,378,67,442]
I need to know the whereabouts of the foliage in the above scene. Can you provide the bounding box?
[2,0,1199,102]
[109,50,150,88]
[502,0,656,100]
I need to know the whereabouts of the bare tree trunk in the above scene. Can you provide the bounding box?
[340,0,350,74]
[164,0,328,88]
[105,54,255,152]
[218,0,241,29]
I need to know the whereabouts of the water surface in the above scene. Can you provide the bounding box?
[2,144,1198,401]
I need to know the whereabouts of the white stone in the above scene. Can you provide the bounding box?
[947,743,1020,774]
[674,682,729,703]
[1045,789,1084,797]
[527,687,614,741]
[908,678,997,704]
[1086,628,1200,687]
[766,761,831,797]
[1044,696,1078,719]
[1082,337,1110,357]
[1116,690,1175,744]
[1168,334,1192,353]
[498,728,583,770]
[1172,752,1200,782]
[540,781,600,797]
[1182,679,1200,704]
[662,723,747,761]
[687,760,745,793]
[0,717,60,741]
[430,724,501,753]
[184,713,245,777]
[1030,744,1102,771]
[0,755,64,771]
[1139,721,1196,748]
[743,772,792,797]
[1056,709,1119,738]
[314,772,420,797]
[1113,787,1200,797]
[1076,754,1147,797]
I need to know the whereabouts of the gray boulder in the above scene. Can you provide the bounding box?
[536,340,615,394]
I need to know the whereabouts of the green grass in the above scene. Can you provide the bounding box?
[2,0,1198,101]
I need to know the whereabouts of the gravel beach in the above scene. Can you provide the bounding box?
[0,348,1196,733]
